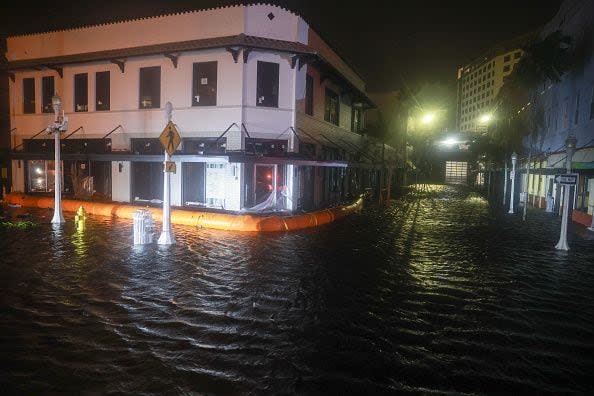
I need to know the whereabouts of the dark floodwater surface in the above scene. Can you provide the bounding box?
[1,185,594,395]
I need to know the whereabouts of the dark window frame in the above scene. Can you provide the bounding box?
[324,88,340,126]
[139,66,161,109]
[23,78,35,114]
[256,61,280,108]
[305,74,314,116]
[192,61,218,106]
[42,76,55,113]
[74,73,88,112]
[95,71,110,111]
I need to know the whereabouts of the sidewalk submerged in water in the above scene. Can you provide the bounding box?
[2,193,364,232]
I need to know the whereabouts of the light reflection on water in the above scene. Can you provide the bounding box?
[1,185,594,394]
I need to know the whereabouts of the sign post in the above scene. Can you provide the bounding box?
[508,152,517,214]
[157,102,180,245]
[555,136,577,251]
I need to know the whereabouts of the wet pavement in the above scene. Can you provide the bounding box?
[1,184,593,394]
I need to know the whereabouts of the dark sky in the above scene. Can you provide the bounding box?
[0,0,561,92]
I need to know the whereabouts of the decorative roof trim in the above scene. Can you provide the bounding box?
[6,34,316,70]
[6,3,297,39]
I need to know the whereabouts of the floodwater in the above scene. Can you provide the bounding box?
[1,185,593,394]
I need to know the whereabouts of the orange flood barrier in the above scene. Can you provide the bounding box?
[3,193,364,232]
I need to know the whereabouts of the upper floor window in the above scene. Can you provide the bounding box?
[42,76,54,113]
[96,71,110,111]
[192,61,217,106]
[74,73,88,112]
[305,74,314,116]
[590,85,594,120]
[352,106,363,133]
[23,78,35,114]
[504,55,511,62]
[256,61,279,108]
[324,88,339,126]
[503,65,511,73]
[139,66,161,109]
[514,51,521,59]
[574,91,581,125]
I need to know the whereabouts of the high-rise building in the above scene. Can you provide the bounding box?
[456,34,534,133]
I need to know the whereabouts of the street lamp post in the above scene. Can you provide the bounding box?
[157,102,176,245]
[47,94,68,224]
[508,152,517,214]
[555,135,577,251]
[503,160,508,206]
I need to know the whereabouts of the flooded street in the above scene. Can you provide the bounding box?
[1,184,593,394]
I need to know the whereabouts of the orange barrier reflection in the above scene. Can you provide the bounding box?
[4,193,364,233]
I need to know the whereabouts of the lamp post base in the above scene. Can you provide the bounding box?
[555,240,569,251]
[157,230,175,245]
[51,211,64,224]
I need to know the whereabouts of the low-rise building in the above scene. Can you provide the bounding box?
[520,0,594,224]
[4,4,398,213]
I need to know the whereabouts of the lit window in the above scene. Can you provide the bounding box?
[96,71,110,111]
[42,76,54,113]
[74,73,88,112]
[324,88,339,125]
[139,66,161,109]
[256,61,279,108]
[23,78,35,114]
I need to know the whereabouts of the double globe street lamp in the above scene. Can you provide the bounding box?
[46,94,68,224]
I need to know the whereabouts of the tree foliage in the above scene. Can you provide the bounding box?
[487,30,572,159]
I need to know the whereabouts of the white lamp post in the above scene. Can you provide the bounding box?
[157,102,175,245]
[508,152,517,214]
[555,135,577,251]
[503,160,508,206]
[47,94,68,224]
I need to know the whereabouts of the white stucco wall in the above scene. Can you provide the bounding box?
[6,7,245,61]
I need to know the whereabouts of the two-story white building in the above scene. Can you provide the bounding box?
[5,4,398,213]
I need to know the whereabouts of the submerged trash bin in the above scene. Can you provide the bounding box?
[133,209,155,245]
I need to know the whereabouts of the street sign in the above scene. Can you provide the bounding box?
[159,121,181,156]
[164,161,176,173]
[555,173,578,185]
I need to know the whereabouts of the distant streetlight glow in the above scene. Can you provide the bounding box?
[479,113,492,124]
[440,137,458,146]
[421,113,435,124]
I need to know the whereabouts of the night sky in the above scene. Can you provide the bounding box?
[0,0,561,91]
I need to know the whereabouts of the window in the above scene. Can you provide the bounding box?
[514,51,521,59]
[95,71,110,111]
[256,61,279,107]
[352,106,363,133]
[504,55,511,62]
[503,65,511,73]
[139,66,161,109]
[192,61,217,106]
[305,74,314,116]
[23,78,35,114]
[74,73,88,112]
[42,76,54,113]
[590,86,594,120]
[563,98,569,129]
[324,88,339,125]
[574,91,580,125]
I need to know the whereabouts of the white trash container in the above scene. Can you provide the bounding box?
[133,209,155,244]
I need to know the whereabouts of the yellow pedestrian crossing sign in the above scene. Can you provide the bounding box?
[159,121,181,156]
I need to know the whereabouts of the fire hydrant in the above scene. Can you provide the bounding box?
[74,206,86,232]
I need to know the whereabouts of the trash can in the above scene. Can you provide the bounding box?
[133,209,155,244]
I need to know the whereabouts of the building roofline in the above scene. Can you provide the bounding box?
[4,2,368,86]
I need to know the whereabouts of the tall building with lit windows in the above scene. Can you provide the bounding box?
[456,33,535,133]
